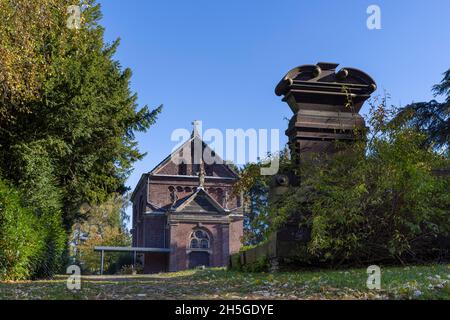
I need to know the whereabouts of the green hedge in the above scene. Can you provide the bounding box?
[273,129,450,266]
[0,179,66,280]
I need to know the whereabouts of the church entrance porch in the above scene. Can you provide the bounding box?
[188,251,210,269]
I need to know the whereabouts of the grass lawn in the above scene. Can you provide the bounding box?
[0,264,448,300]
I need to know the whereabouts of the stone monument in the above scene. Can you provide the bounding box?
[275,62,376,160]
[230,62,377,271]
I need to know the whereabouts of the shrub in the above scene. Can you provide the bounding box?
[0,179,42,280]
[272,104,450,266]
[31,211,67,279]
[242,255,270,273]
[9,140,68,279]
[119,264,143,275]
[0,179,66,280]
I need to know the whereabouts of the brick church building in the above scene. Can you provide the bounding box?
[130,125,244,273]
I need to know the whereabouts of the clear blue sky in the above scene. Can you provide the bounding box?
[97,0,450,224]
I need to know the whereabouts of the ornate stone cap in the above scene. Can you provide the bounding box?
[275,62,377,113]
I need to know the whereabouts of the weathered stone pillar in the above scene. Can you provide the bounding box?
[275,62,376,161]
[266,63,377,267]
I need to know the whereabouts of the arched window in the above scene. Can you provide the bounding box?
[190,230,210,249]
[168,186,176,204]
[179,162,187,175]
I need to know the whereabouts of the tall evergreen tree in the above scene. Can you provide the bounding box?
[0,0,161,228]
[392,69,449,153]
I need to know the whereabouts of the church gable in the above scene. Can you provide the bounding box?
[183,194,219,213]
[150,134,238,179]
[173,188,226,214]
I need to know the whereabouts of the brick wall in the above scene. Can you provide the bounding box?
[148,177,239,210]
[144,253,169,274]
[143,215,167,248]
[132,178,147,247]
